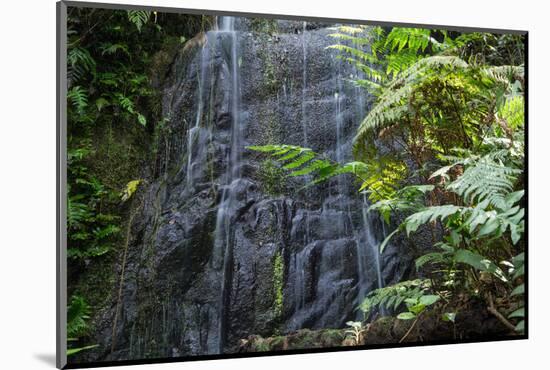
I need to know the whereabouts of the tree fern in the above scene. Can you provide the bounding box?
[354,55,469,145]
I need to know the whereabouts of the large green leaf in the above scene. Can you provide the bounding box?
[397,312,416,320]
[419,295,440,306]
[454,249,507,282]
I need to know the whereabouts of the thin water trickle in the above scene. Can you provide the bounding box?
[301,21,308,146]
[359,194,384,297]
[185,37,212,192]
[211,15,243,354]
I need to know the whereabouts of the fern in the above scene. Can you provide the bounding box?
[127,10,150,32]
[67,295,98,356]
[369,184,434,224]
[67,46,95,82]
[482,65,524,87]
[415,242,455,269]
[385,27,437,54]
[403,205,465,237]
[354,56,470,144]
[248,145,337,182]
[356,158,407,203]
[499,95,524,130]
[116,93,135,114]
[67,144,121,260]
[67,196,91,229]
[68,86,88,114]
[326,44,378,64]
[248,145,406,203]
[359,279,432,316]
[447,159,521,209]
[380,149,524,253]
[508,252,525,333]
[67,295,91,339]
[99,43,130,57]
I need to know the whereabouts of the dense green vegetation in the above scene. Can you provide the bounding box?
[66,7,211,356]
[250,26,525,336]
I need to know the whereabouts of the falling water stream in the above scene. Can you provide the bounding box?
[211,16,243,354]
[206,18,386,346]
[185,43,210,191]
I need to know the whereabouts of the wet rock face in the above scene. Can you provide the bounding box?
[91,17,417,362]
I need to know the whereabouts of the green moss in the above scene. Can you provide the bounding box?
[253,338,271,352]
[263,60,279,94]
[267,335,286,350]
[255,37,287,97]
[273,252,284,318]
[292,329,315,348]
[323,329,345,341]
[250,18,279,35]
[258,160,287,196]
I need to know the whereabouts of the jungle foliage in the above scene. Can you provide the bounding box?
[251,26,525,335]
[66,6,211,356]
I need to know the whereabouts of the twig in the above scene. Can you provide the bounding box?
[399,314,421,343]
[110,198,143,353]
[487,292,517,333]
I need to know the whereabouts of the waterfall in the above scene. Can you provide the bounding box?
[186,43,210,191]
[107,19,410,360]
[301,21,308,146]
[211,15,243,354]
[357,194,384,304]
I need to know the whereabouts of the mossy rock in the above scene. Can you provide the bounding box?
[240,328,347,352]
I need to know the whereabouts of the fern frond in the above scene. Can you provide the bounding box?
[385,28,434,53]
[326,44,378,63]
[354,56,470,147]
[336,56,384,82]
[248,145,407,205]
[328,33,372,45]
[288,159,333,177]
[360,279,431,316]
[68,86,88,113]
[67,46,95,82]
[447,159,521,209]
[248,145,333,181]
[369,184,434,225]
[385,49,422,77]
[99,43,130,57]
[499,95,524,129]
[403,205,465,236]
[482,65,524,86]
[67,295,91,338]
[127,10,150,32]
